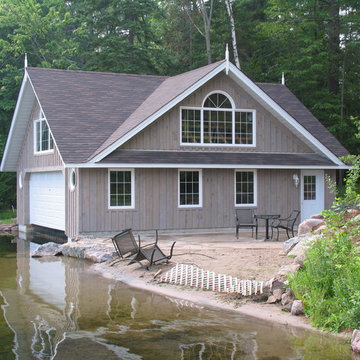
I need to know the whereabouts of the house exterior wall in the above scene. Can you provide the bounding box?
[123,73,313,154]
[17,101,64,228]
[324,170,336,209]
[65,167,79,238]
[79,167,317,234]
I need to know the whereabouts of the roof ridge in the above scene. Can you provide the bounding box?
[26,67,168,79]
[255,82,285,86]
[170,60,225,80]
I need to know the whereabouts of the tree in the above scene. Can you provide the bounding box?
[224,0,240,68]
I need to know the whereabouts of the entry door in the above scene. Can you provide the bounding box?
[300,170,324,221]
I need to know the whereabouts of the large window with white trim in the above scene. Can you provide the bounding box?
[178,170,202,207]
[109,170,135,209]
[181,92,255,146]
[34,110,54,153]
[235,170,257,206]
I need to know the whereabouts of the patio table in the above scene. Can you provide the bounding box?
[255,214,280,241]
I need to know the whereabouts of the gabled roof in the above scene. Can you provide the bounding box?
[1,60,349,172]
[256,83,348,158]
[26,67,167,163]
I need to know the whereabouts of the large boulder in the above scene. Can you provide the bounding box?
[298,218,325,236]
[287,235,318,260]
[282,236,301,255]
[31,242,63,257]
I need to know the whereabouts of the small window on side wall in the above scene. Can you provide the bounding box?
[178,170,202,207]
[109,170,135,209]
[34,110,54,153]
[235,170,257,206]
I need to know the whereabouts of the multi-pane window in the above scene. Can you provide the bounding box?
[304,175,316,200]
[181,92,255,146]
[109,170,134,208]
[181,109,201,143]
[34,111,54,153]
[179,170,202,207]
[235,171,256,206]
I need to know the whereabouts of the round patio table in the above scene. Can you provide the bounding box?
[255,214,280,241]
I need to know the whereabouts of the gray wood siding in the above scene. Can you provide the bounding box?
[79,168,306,233]
[17,101,63,171]
[123,73,312,154]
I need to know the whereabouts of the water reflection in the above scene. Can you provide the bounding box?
[0,236,352,360]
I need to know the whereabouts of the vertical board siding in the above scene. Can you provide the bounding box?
[79,168,307,233]
[324,170,336,209]
[17,101,64,228]
[123,73,312,154]
[65,168,79,238]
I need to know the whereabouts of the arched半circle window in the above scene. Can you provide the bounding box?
[69,169,76,191]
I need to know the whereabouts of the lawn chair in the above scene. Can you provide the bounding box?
[111,228,176,269]
[270,210,300,241]
[235,209,258,239]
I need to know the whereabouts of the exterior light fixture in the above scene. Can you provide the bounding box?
[293,174,299,188]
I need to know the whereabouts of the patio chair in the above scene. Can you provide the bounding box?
[111,228,176,269]
[270,210,300,241]
[235,209,258,239]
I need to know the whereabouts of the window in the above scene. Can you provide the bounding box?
[235,170,257,206]
[181,92,255,146]
[34,110,54,153]
[178,170,202,207]
[109,170,135,209]
[304,175,316,200]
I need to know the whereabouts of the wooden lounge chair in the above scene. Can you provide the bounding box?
[235,209,258,239]
[111,228,176,269]
[270,210,300,240]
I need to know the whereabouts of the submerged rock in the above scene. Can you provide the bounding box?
[31,242,63,257]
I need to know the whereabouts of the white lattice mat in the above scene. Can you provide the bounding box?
[159,263,264,296]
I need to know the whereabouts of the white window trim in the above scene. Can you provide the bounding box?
[108,168,135,210]
[180,91,256,147]
[178,169,203,208]
[234,169,257,207]
[34,110,54,154]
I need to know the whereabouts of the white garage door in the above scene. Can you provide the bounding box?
[30,171,65,231]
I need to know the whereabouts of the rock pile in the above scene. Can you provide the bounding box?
[31,238,116,263]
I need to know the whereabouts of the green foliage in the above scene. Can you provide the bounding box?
[0,209,16,224]
[326,155,360,212]
[289,220,360,332]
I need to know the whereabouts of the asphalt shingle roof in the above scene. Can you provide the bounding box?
[26,63,348,164]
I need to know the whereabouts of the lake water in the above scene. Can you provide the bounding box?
[0,235,352,359]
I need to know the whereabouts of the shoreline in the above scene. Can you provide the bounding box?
[91,258,350,341]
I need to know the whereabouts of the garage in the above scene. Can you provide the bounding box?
[29,171,65,231]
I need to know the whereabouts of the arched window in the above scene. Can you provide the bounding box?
[181,92,255,146]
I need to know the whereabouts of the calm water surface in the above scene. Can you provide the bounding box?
[0,235,351,360]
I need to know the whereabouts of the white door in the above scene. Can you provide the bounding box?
[300,170,324,221]
[29,171,65,231]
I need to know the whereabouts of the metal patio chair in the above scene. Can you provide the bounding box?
[111,228,176,269]
[270,210,300,241]
[235,209,258,239]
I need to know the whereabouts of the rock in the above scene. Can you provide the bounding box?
[348,209,360,217]
[310,214,324,220]
[313,224,327,233]
[294,255,304,268]
[277,263,301,278]
[352,329,360,353]
[287,235,317,259]
[281,288,294,306]
[298,219,324,236]
[282,236,301,255]
[31,242,63,257]
[266,295,277,304]
[272,288,283,302]
[291,300,304,315]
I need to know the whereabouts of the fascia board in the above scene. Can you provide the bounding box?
[226,63,344,166]
[26,74,65,167]
[65,163,350,170]
[90,62,228,163]
[1,72,31,172]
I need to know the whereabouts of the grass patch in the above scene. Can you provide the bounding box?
[0,209,16,225]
